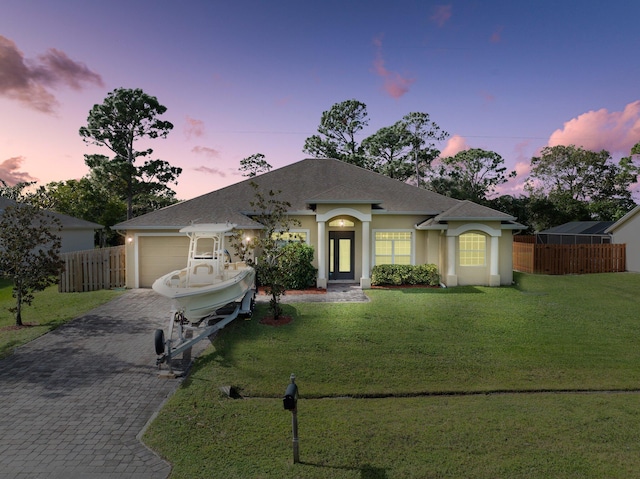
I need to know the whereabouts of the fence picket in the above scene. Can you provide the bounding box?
[58,246,126,292]
[513,241,625,275]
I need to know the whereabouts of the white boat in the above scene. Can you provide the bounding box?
[152,223,256,323]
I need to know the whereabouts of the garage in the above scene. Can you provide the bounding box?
[138,235,189,287]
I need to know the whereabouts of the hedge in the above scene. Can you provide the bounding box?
[371,264,440,286]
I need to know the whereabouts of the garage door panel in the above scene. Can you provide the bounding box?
[139,236,189,288]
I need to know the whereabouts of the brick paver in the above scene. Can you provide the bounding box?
[0,284,367,478]
[0,289,183,479]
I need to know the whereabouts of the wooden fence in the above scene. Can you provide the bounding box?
[59,246,126,292]
[513,242,626,275]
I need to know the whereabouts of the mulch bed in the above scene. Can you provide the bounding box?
[370,284,440,290]
[0,322,39,332]
[257,287,326,295]
[259,315,293,326]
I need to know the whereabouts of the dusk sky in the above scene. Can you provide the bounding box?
[2,1,640,200]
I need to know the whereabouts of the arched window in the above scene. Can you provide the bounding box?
[329,219,354,227]
[459,233,486,266]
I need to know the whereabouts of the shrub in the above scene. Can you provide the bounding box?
[255,242,317,290]
[371,264,439,286]
[279,242,317,290]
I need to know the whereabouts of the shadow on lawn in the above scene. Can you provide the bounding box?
[395,285,484,294]
[299,461,388,478]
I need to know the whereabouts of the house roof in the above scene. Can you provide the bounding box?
[0,197,103,229]
[113,158,520,230]
[539,221,614,236]
[605,205,640,234]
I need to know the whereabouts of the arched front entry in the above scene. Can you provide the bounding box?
[316,208,372,289]
[329,230,355,280]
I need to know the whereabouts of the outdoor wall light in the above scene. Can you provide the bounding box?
[127,237,133,243]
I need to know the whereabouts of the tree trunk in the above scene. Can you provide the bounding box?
[15,292,22,327]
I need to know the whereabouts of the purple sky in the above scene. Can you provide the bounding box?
[2,1,640,200]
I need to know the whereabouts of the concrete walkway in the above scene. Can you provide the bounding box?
[0,284,369,478]
[0,289,180,479]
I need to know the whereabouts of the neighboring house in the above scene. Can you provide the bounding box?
[606,206,640,273]
[113,158,525,289]
[537,221,614,245]
[0,197,102,253]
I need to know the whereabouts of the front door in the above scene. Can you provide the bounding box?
[329,231,355,280]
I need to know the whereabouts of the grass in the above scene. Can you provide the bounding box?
[0,278,124,358]
[144,272,640,478]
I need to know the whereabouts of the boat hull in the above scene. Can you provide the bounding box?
[153,266,255,322]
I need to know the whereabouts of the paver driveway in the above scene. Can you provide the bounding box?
[0,289,186,479]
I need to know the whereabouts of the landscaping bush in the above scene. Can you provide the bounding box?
[371,263,439,286]
[255,242,317,290]
[279,242,317,289]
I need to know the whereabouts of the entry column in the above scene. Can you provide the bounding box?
[446,235,458,286]
[317,221,327,288]
[360,221,371,288]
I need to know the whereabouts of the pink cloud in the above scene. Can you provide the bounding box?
[548,101,640,155]
[184,116,205,139]
[191,146,220,158]
[430,5,452,27]
[490,26,504,44]
[0,156,38,185]
[372,36,415,99]
[0,35,103,113]
[480,90,495,103]
[194,165,226,176]
[439,134,470,158]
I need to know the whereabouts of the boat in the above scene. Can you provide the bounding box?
[152,223,256,323]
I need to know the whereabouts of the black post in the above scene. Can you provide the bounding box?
[283,373,299,463]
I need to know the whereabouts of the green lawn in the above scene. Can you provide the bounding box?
[0,279,124,358]
[144,272,640,478]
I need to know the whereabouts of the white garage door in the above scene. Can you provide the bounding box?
[138,236,190,288]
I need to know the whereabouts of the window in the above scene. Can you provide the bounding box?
[459,233,486,266]
[374,231,411,265]
[329,219,354,227]
[271,230,308,245]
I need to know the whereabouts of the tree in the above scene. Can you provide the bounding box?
[362,112,449,184]
[401,112,449,188]
[79,87,181,219]
[431,148,516,203]
[526,145,635,222]
[28,178,127,246]
[362,121,413,180]
[303,99,369,167]
[230,182,300,320]
[240,153,272,177]
[0,204,64,326]
[0,179,35,201]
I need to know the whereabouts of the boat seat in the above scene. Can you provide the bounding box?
[190,264,215,286]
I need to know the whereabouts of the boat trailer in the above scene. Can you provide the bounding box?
[154,288,256,373]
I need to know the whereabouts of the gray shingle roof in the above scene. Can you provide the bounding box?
[0,197,103,229]
[539,221,615,235]
[113,158,517,230]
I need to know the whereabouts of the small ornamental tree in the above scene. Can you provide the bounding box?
[230,181,300,320]
[0,204,64,326]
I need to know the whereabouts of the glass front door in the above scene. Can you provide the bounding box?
[329,231,355,280]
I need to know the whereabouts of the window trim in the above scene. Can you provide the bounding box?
[458,232,487,267]
[372,229,414,266]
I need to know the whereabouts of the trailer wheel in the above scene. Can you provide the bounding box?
[154,329,165,355]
